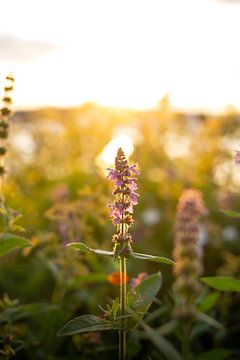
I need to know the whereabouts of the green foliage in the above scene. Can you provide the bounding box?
[58,315,119,336]
[220,209,240,218]
[0,233,30,257]
[130,251,174,265]
[68,242,113,257]
[195,348,232,360]
[0,104,239,358]
[201,276,240,292]
[69,242,173,264]
[128,272,162,310]
[58,272,162,338]
[198,291,220,312]
[127,272,162,328]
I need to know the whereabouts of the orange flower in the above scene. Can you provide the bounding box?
[107,271,129,286]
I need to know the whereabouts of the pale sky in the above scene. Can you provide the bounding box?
[1,0,240,111]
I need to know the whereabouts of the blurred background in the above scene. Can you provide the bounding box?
[0,0,240,359]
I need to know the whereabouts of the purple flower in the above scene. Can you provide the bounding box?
[107,148,140,250]
[107,168,118,181]
[129,164,140,175]
[130,192,139,205]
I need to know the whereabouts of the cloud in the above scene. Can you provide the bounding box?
[0,34,59,62]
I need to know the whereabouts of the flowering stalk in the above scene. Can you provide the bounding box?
[173,189,206,360]
[0,74,14,196]
[107,147,139,360]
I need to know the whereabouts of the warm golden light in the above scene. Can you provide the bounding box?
[96,134,134,174]
[1,0,240,111]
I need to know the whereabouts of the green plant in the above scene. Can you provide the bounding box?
[0,74,30,257]
[58,148,173,360]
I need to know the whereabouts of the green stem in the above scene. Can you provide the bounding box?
[119,256,127,360]
[182,322,191,360]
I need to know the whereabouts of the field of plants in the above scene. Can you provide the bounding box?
[0,79,240,359]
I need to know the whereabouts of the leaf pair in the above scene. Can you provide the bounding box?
[58,272,162,336]
[68,242,174,265]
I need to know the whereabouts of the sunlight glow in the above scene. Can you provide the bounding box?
[164,132,191,159]
[1,0,240,111]
[96,134,134,174]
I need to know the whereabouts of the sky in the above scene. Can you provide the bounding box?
[1,0,240,111]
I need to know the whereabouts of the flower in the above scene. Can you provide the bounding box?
[173,189,207,321]
[107,271,129,286]
[235,150,240,164]
[107,148,140,256]
[130,272,148,288]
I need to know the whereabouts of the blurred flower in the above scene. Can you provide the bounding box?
[235,150,240,164]
[49,184,69,202]
[173,189,207,321]
[130,272,148,288]
[142,208,161,226]
[107,271,129,286]
[222,225,238,243]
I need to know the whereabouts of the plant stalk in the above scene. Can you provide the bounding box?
[119,255,127,360]
[182,322,191,360]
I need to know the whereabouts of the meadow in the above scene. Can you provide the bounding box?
[0,83,240,359]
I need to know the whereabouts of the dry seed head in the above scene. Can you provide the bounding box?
[0,73,15,190]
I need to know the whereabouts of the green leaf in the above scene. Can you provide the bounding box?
[220,209,240,218]
[0,233,31,257]
[127,272,162,329]
[68,242,113,257]
[132,272,162,308]
[195,348,232,360]
[57,314,119,336]
[201,276,240,292]
[198,313,225,330]
[0,303,59,324]
[139,321,181,360]
[198,291,220,312]
[130,251,174,265]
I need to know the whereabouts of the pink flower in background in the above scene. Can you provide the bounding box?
[130,272,148,288]
[235,150,240,164]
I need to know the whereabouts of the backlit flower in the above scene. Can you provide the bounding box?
[107,148,140,256]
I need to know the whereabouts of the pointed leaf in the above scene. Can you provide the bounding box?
[140,321,181,360]
[0,233,31,257]
[201,276,240,292]
[131,251,174,265]
[127,272,162,329]
[132,272,162,308]
[0,303,59,324]
[195,348,232,360]
[198,292,220,312]
[57,314,119,336]
[220,209,240,218]
[68,242,113,257]
[198,313,225,330]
